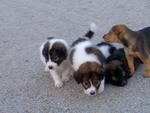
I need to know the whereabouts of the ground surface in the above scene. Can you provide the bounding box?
[0,0,150,113]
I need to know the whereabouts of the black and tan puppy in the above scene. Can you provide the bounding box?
[97,43,128,86]
[97,42,142,86]
[103,25,150,77]
[105,48,141,86]
[96,42,128,86]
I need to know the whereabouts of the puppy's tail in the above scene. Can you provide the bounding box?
[84,23,97,39]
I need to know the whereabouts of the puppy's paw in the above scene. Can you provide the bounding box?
[62,76,70,82]
[55,81,63,88]
[98,86,104,94]
[143,74,150,78]
[129,69,135,75]
[98,89,104,94]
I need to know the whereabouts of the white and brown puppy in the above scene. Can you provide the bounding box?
[70,23,106,96]
[40,37,71,88]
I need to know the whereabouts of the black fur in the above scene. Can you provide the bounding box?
[105,48,131,86]
[84,31,94,39]
[71,38,86,47]
[47,37,54,40]
[138,27,150,38]
[96,42,130,86]
[42,42,50,63]
[105,68,128,86]
[49,45,67,65]
[73,71,82,84]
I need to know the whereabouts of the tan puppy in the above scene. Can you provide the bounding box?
[103,25,150,77]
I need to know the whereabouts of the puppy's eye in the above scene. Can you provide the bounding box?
[54,57,59,61]
[83,81,90,89]
[52,56,59,61]
[112,76,117,81]
[84,82,89,86]
[94,80,100,86]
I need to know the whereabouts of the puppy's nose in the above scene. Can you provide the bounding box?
[90,92,96,95]
[48,66,53,70]
[103,34,106,39]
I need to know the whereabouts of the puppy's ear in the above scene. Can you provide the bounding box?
[95,65,106,80]
[119,38,130,47]
[96,66,105,73]
[62,47,67,58]
[112,26,120,35]
[73,71,81,84]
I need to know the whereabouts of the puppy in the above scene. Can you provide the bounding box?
[40,37,71,88]
[70,23,106,96]
[103,25,150,77]
[96,42,129,86]
[97,42,141,86]
[105,48,142,86]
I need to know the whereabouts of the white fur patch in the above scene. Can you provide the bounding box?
[40,41,48,66]
[84,83,96,96]
[71,41,100,71]
[98,78,105,94]
[40,40,58,70]
[97,45,111,59]
[90,23,97,32]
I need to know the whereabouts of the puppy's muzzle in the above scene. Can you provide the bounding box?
[48,66,53,70]
[90,91,96,95]
[103,34,107,40]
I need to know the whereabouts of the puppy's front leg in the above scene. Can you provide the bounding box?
[126,55,135,74]
[49,70,63,88]
[62,68,70,82]
[125,49,135,74]
[143,60,150,77]
[98,79,105,94]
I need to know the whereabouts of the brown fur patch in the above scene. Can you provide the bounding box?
[103,32,120,42]
[52,42,66,51]
[50,42,67,65]
[78,62,104,74]
[86,47,106,63]
[103,24,129,43]
[143,60,150,77]
[74,62,104,84]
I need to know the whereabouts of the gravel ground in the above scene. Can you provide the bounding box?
[0,0,150,113]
